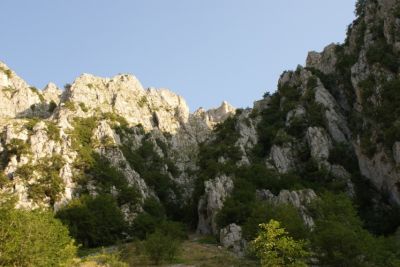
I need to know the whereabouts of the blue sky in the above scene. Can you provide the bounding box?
[0,1,355,110]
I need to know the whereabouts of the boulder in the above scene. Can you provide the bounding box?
[220,224,247,256]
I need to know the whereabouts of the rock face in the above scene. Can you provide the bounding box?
[306,0,400,203]
[197,175,234,235]
[269,144,295,173]
[64,73,190,134]
[306,127,331,163]
[0,62,236,216]
[193,101,236,129]
[0,62,43,118]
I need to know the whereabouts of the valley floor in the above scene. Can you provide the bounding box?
[79,235,258,267]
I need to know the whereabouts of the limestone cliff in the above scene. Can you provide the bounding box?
[1,0,400,257]
[0,66,235,217]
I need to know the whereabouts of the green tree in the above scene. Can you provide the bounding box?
[0,197,77,267]
[250,220,310,267]
[56,194,126,247]
[309,193,400,267]
[143,230,182,265]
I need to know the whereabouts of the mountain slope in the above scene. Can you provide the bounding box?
[1,0,400,264]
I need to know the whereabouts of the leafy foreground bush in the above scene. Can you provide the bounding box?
[250,220,310,267]
[142,229,182,265]
[0,198,77,267]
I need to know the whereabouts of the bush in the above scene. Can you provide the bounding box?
[131,198,186,241]
[46,121,61,141]
[64,100,76,111]
[79,102,88,112]
[48,100,57,112]
[143,230,182,265]
[131,212,162,240]
[366,40,398,72]
[6,138,31,161]
[0,204,77,267]
[250,220,310,267]
[56,194,126,247]
[309,193,400,266]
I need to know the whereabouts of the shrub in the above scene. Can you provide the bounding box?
[309,193,399,266]
[64,100,76,111]
[0,172,9,188]
[56,194,126,247]
[0,206,77,267]
[70,117,97,170]
[250,220,310,267]
[0,66,12,79]
[4,138,31,164]
[355,0,366,16]
[24,117,41,132]
[138,96,148,108]
[143,230,182,265]
[366,40,398,72]
[48,100,57,112]
[46,121,61,141]
[79,102,89,112]
[131,212,162,240]
[2,86,17,97]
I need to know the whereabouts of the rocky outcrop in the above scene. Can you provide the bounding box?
[42,83,62,104]
[285,106,306,127]
[193,101,235,129]
[197,175,234,235]
[306,43,338,75]
[268,144,296,173]
[220,224,247,256]
[64,73,190,133]
[256,189,317,227]
[354,143,400,203]
[306,127,331,163]
[235,109,258,165]
[314,85,350,143]
[0,62,43,118]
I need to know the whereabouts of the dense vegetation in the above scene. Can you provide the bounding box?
[0,194,77,267]
[56,194,126,247]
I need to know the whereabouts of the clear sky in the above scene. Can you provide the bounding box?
[0,1,356,111]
